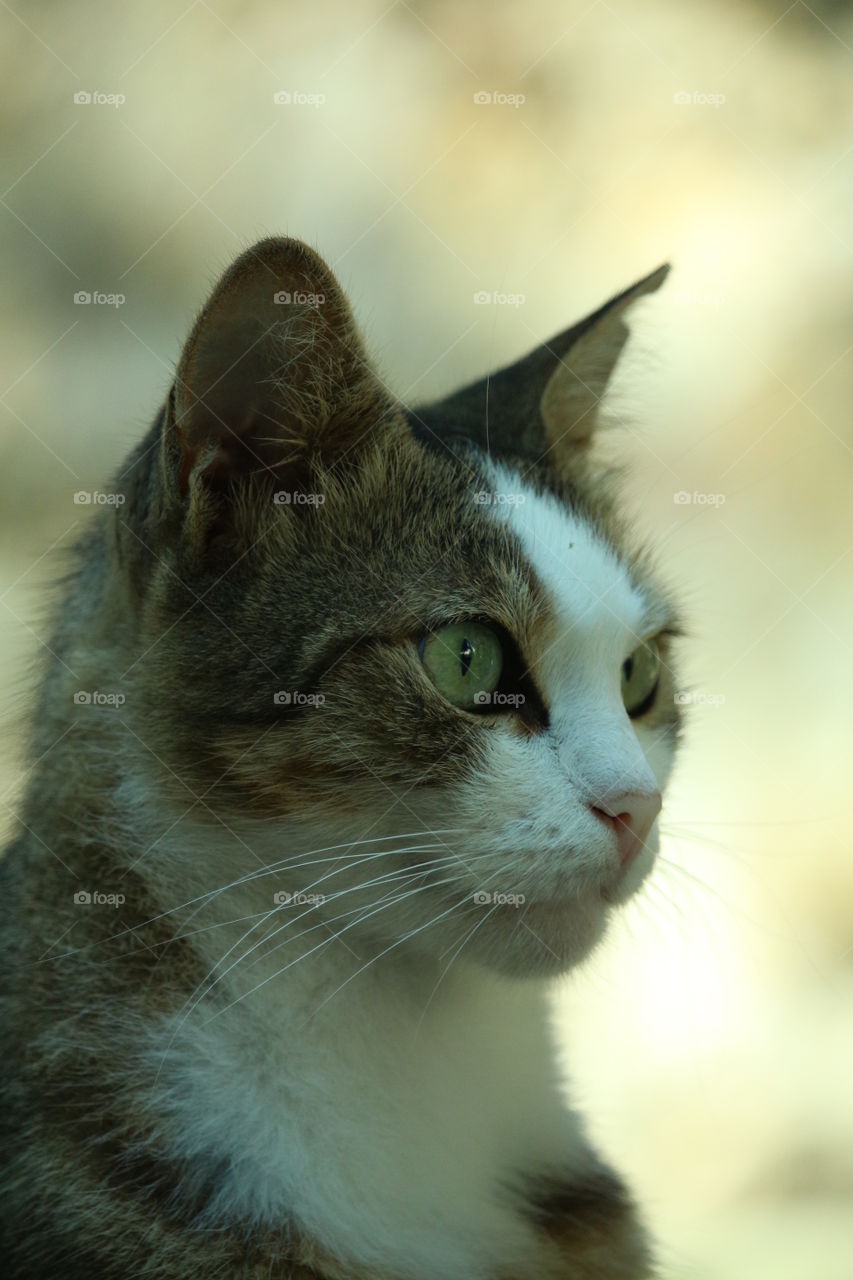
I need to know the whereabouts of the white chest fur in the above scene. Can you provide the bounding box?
[152,950,595,1280]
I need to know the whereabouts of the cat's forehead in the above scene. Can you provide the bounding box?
[482,461,660,650]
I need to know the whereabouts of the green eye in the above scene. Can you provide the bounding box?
[621,638,661,717]
[419,622,503,711]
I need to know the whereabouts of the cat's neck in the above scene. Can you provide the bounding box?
[149,916,594,1280]
[120,804,592,1280]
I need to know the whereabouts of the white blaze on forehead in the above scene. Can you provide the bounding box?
[483,462,650,653]
[480,463,661,803]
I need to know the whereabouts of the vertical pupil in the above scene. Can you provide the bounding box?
[460,637,473,678]
[623,655,634,681]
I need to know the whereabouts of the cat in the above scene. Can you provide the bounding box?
[0,236,681,1279]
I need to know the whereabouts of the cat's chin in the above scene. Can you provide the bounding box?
[463,892,611,978]
[462,850,656,978]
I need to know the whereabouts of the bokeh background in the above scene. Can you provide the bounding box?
[1,2,852,1275]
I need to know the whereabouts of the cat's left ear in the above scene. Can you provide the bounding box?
[409,264,669,467]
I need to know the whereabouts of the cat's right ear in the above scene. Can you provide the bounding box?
[408,264,669,472]
[157,237,397,545]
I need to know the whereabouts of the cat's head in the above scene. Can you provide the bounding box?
[123,237,680,979]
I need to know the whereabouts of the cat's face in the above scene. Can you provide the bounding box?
[408,463,679,975]
[128,238,679,979]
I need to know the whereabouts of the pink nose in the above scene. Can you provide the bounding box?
[590,789,662,867]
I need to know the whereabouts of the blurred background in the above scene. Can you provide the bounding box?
[1,1,851,1275]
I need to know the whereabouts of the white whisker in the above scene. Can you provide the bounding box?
[204,873,471,1026]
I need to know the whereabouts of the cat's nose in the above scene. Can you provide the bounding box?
[590,789,662,867]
